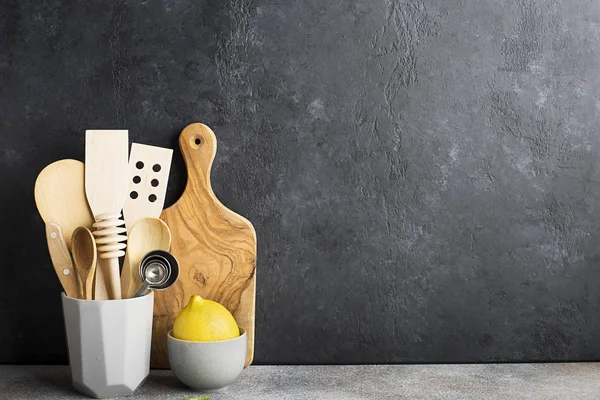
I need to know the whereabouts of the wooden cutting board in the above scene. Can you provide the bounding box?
[152,123,257,368]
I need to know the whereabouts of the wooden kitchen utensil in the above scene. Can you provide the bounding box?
[85,130,129,300]
[123,143,173,231]
[45,223,79,298]
[153,123,257,368]
[34,159,94,248]
[34,159,94,298]
[121,218,172,299]
[71,226,97,300]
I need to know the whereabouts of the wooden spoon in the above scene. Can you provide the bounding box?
[71,226,97,300]
[121,218,172,299]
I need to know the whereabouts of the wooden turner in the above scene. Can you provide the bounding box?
[34,159,94,298]
[153,123,257,368]
[85,130,129,300]
[34,160,94,248]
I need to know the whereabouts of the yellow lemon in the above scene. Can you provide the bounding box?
[173,295,239,342]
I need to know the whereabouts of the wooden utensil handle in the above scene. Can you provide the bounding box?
[45,223,79,298]
[94,259,110,300]
[121,256,138,299]
[105,257,122,300]
[95,258,121,299]
[84,270,94,300]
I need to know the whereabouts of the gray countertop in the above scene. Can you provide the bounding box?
[2,364,600,399]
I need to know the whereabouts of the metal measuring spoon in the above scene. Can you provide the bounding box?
[132,250,180,298]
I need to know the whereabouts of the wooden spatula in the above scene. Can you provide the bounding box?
[34,159,94,297]
[34,159,94,248]
[123,143,173,231]
[153,123,257,368]
[121,218,171,299]
[85,130,129,300]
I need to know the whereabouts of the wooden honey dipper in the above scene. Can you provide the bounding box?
[93,212,127,299]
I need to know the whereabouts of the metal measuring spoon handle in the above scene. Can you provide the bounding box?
[133,260,169,297]
[132,250,180,297]
[132,279,153,298]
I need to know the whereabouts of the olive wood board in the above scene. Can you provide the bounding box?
[152,123,257,368]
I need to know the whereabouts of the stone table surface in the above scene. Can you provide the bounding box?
[2,363,600,399]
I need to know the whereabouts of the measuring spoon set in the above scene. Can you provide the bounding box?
[34,130,179,300]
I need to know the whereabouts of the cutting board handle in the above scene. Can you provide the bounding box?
[178,123,218,192]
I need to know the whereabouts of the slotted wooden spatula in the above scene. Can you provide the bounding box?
[85,130,129,300]
[121,144,173,298]
[153,123,257,368]
[123,143,173,231]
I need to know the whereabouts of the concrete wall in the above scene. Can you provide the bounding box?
[2,0,600,363]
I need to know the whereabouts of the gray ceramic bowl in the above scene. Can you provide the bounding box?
[168,328,246,391]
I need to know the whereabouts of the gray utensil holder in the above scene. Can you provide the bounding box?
[61,291,154,398]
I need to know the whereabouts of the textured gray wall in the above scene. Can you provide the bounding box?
[1,0,600,364]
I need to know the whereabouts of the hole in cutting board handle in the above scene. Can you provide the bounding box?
[189,136,202,149]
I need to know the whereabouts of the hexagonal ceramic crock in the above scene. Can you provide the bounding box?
[61,291,154,398]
